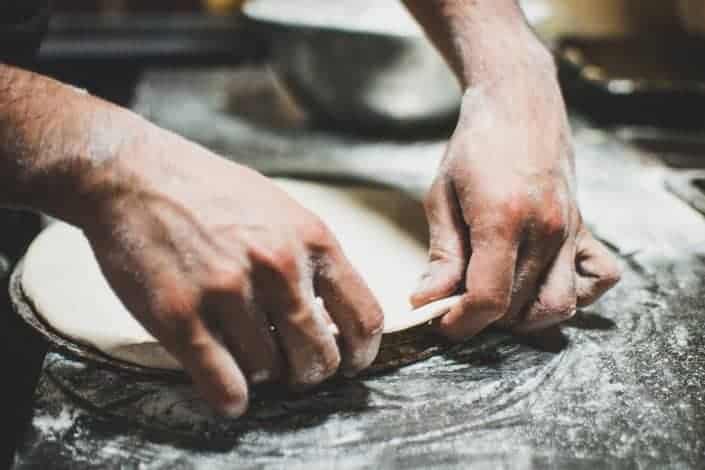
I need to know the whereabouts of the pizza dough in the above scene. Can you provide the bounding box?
[21,178,458,370]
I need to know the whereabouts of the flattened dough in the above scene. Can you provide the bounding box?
[21,178,451,370]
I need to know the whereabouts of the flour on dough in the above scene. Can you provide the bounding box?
[21,178,430,370]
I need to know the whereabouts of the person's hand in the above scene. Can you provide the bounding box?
[79,125,383,416]
[410,56,621,340]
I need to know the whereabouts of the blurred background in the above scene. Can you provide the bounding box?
[36,0,705,134]
[25,0,705,263]
[52,0,246,14]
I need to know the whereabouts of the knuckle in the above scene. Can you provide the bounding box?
[304,217,337,254]
[250,240,300,277]
[427,231,465,263]
[149,290,200,343]
[496,193,529,223]
[290,349,341,388]
[427,251,466,283]
[204,263,249,295]
[538,209,569,243]
[355,305,384,339]
[518,296,577,333]
[469,291,511,318]
[538,295,577,321]
[269,246,299,275]
[149,272,197,312]
[285,302,314,327]
[169,320,207,356]
[475,219,518,242]
[477,195,526,240]
[555,302,578,320]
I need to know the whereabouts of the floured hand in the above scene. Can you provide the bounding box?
[80,126,383,416]
[411,56,621,339]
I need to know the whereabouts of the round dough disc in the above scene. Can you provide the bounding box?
[21,178,436,370]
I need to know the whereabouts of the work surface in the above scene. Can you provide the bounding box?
[12,70,705,469]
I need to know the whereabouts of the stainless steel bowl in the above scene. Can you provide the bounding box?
[243,0,462,135]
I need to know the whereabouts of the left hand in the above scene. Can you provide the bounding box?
[410,55,621,340]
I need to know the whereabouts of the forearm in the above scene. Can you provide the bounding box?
[0,64,142,226]
[401,0,553,88]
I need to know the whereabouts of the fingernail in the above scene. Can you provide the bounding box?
[249,369,272,385]
[222,400,248,418]
[328,323,340,337]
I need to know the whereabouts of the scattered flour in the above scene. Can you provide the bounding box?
[32,406,75,437]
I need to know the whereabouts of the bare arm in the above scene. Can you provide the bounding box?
[400,1,622,338]
[401,0,550,87]
[0,64,138,224]
[0,64,383,415]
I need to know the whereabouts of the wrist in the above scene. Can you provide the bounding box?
[0,67,147,228]
[460,24,555,90]
[436,0,554,89]
[63,110,161,233]
[403,0,555,92]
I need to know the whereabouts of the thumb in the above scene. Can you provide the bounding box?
[411,177,467,308]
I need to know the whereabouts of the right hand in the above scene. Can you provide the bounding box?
[78,122,383,417]
[408,44,621,339]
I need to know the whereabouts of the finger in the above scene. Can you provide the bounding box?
[411,176,468,308]
[254,259,341,390]
[315,248,383,376]
[438,234,518,341]
[496,236,562,329]
[205,289,284,386]
[163,318,249,417]
[93,263,250,417]
[514,241,577,334]
[575,230,622,307]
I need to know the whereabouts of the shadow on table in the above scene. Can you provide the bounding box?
[27,310,620,458]
[444,308,618,362]
[45,370,377,453]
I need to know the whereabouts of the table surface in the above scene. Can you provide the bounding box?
[12,69,705,469]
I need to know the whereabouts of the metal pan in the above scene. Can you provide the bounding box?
[524,0,705,128]
[241,0,462,137]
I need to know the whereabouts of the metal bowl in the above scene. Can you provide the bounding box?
[243,0,462,135]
